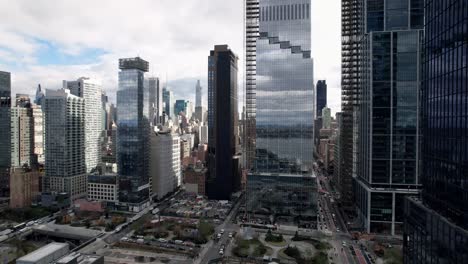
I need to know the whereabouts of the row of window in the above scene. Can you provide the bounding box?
[260,3,310,22]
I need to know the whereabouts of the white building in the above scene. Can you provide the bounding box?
[87,174,118,203]
[150,130,181,200]
[66,77,102,174]
[17,242,69,264]
[43,88,86,201]
[32,105,44,164]
[199,125,208,144]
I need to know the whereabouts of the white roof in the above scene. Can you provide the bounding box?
[17,242,68,262]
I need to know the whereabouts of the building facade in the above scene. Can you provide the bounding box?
[404,0,468,262]
[322,106,331,129]
[87,174,118,203]
[67,77,102,174]
[339,0,362,213]
[116,57,151,211]
[162,87,174,119]
[206,45,240,200]
[316,80,327,117]
[32,105,44,164]
[244,0,260,170]
[11,95,36,168]
[354,0,424,235]
[43,88,86,201]
[0,72,11,193]
[244,0,317,227]
[150,131,181,200]
[9,167,40,208]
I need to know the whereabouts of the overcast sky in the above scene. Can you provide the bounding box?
[0,0,341,114]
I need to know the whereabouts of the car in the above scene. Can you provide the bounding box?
[228,232,233,238]
[220,229,225,234]
[174,240,184,245]
[336,228,340,232]
[158,238,167,243]
[219,250,224,255]
[342,241,347,246]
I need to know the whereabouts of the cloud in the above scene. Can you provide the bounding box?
[0,0,341,114]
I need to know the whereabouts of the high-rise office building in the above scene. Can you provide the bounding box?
[34,84,45,106]
[67,77,102,174]
[245,0,317,228]
[11,94,36,168]
[154,78,163,123]
[174,100,193,119]
[354,0,423,235]
[195,80,202,108]
[322,106,331,129]
[43,88,86,201]
[0,71,11,199]
[162,87,174,119]
[117,57,151,211]
[195,80,205,122]
[316,80,327,117]
[206,45,240,200]
[404,0,468,262]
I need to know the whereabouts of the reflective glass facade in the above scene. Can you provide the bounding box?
[206,45,240,200]
[0,71,11,198]
[0,71,11,169]
[117,58,150,209]
[404,0,468,262]
[316,80,327,117]
[245,0,316,227]
[355,0,423,235]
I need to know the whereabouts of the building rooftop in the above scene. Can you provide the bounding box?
[17,242,68,262]
[118,57,149,72]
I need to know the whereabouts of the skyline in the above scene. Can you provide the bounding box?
[0,0,341,114]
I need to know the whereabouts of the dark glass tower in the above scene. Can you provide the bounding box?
[0,71,11,198]
[206,45,240,200]
[404,0,468,262]
[117,57,151,211]
[316,80,327,117]
[245,0,317,228]
[339,0,361,213]
[354,0,424,235]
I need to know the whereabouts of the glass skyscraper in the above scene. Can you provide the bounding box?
[0,71,11,199]
[404,0,468,262]
[354,0,424,235]
[316,80,327,117]
[117,57,151,211]
[206,45,240,200]
[162,87,174,119]
[245,0,317,228]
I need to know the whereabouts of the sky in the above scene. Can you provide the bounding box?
[0,0,341,115]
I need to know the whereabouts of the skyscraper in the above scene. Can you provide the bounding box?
[206,45,240,200]
[245,0,317,228]
[117,57,151,211]
[67,77,102,174]
[147,77,161,124]
[0,71,11,199]
[354,0,423,235]
[195,80,205,122]
[162,87,174,119]
[404,0,468,262]
[244,0,260,170]
[43,88,86,201]
[322,106,331,129]
[316,80,327,117]
[339,0,361,214]
[34,84,45,106]
[32,105,44,164]
[195,80,202,108]
[11,94,36,168]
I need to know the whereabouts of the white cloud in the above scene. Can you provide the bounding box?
[0,0,340,114]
